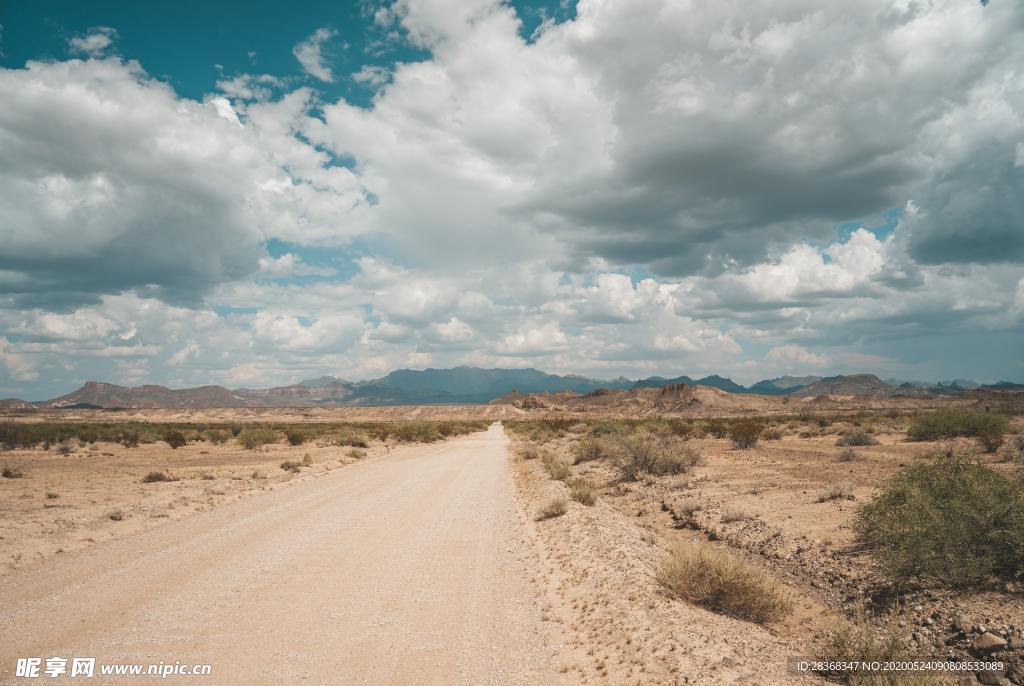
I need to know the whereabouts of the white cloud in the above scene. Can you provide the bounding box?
[68,27,117,56]
[293,28,337,82]
[766,344,827,368]
[352,64,391,87]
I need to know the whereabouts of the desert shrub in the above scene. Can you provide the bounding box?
[817,607,915,685]
[286,429,307,446]
[2,464,24,478]
[250,470,265,480]
[108,510,124,521]
[302,452,313,467]
[203,429,229,445]
[572,436,607,464]
[610,434,701,481]
[57,439,73,456]
[391,422,442,443]
[120,430,140,448]
[163,430,187,449]
[838,448,860,462]
[906,410,1008,453]
[142,471,173,483]
[230,424,243,437]
[836,430,878,447]
[518,445,540,460]
[568,478,598,505]
[330,433,369,448]
[705,419,729,439]
[815,485,853,503]
[238,426,278,450]
[761,427,783,440]
[45,491,59,499]
[280,460,302,473]
[720,508,750,523]
[541,451,571,481]
[855,451,1024,586]
[656,543,792,624]
[728,420,762,449]
[346,448,365,459]
[536,498,567,521]
[77,427,99,444]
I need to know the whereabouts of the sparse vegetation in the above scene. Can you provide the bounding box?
[720,507,749,523]
[121,430,140,448]
[346,448,365,459]
[836,430,878,447]
[203,429,229,445]
[108,509,124,521]
[838,447,860,462]
[163,430,187,449]
[535,498,567,520]
[568,478,598,505]
[815,484,853,503]
[906,410,1008,452]
[817,607,915,685]
[572,436,606,463]
[656,543,792,624]
[279,460,302,473]
[855,450,1024,586]
[541,451,572,480]
[728,419,762,449]
[302,452,313,467]
[286,429,308,446]
[610,434,701,481]
[2,464,24,478]
[238,426,278,450]
[45,491,59,499]
[142,471,173,483]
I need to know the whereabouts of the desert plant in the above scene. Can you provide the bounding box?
[906,410,1008,453]
[838,447,860,462]
[572,436,607,463]
[57,439,73,456]
[346,448,365,459]
[817,607,915,685]
[656,543,792,624]
[302,452,313,467]
[836,430,878,447]
[250,470,265,479]
[535,498,567,521]
[855,450,1024,586]
[108,510,124,521]
[611,434,701,481]
[121,430,140,448]
[330,433,370,448]
[2,464,24,478]
[815,484,853,503]
[518,445,540,460]
[280,460,302,473]
[163,430,187,449]
[541,451,572,481]
[728,420,762,449]
[141,471,173,483]
[286,429,308,446]
[761,427,783,440]
[238,426,278,450]
[230,424,243,437]
[720,508,750,523]
[705,419,729,439]
[568,478,598,506]
[45,491,59,499]
[203,429,229,445]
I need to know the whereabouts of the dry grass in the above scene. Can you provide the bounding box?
[720,507,750,523]
[541,451,572,481]
[817,607,916,685]
[815,484,853,503]
[838,447,860,462]
[536,498,568,521]
[836,430,878,447]
[656,542,792,625]
[568,478,598,506]
[2,464,24,478]
[108,510,124,521]
[279,460,302,473]
[141,471,175,483]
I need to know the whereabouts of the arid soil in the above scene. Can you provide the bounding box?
[0,425,567,685]
[510,418,1024,685]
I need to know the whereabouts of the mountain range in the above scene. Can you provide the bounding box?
[2,367,1020,410]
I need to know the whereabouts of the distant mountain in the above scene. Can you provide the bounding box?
[789,374,895,397]
[38,381,249,409]
[633,374,746,393]
[10,368,1005,410]
[377,366,633,402]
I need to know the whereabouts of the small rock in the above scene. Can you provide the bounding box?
[924,617,934,626]
[955,615,972,633]
[972,632,1008,654]
[975,670,1008,686]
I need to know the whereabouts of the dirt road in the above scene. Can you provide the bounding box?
[0,423,560,685]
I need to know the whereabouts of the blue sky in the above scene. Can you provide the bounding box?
[0,0,1022,399]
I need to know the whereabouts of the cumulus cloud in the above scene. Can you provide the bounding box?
[68,27,118,55]
[293,28,337,82]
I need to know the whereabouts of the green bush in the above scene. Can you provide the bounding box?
[728,420,762,449]
[286,429,307,446]
[163,430,187,449]
[203,429,229,445]
[238,426,278,450]
[836,430,878,447]
[855,451,1024,586]
[121,430,140,448]
[906,410,1008,452]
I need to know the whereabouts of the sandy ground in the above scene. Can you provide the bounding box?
[0,435,393,573]
[0,425,566,685]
